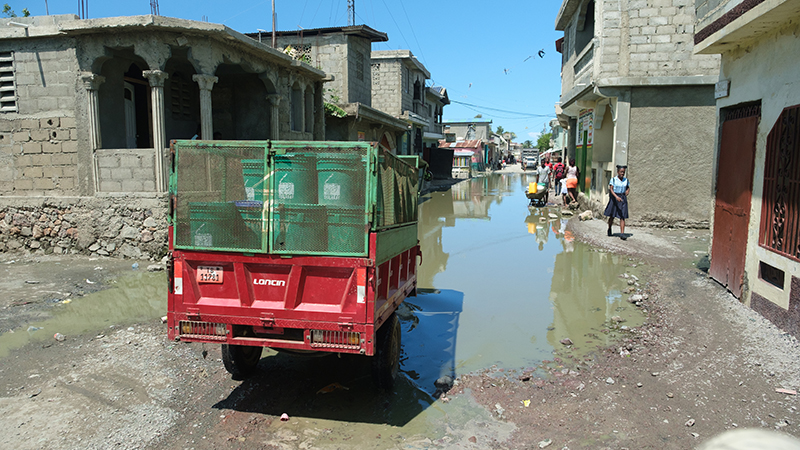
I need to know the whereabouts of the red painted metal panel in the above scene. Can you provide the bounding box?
[710,114,759,298]
[166,238,420,356]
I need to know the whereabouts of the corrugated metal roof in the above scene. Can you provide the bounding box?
[438,139,482,149]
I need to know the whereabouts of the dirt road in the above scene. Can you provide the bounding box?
[0,219,798,449]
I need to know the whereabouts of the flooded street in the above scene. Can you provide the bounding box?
[4,171,797,450]
[408,172,644,389]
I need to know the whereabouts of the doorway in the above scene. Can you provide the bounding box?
[709,104,760,298]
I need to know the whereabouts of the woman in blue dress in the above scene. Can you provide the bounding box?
[605,165,630,240]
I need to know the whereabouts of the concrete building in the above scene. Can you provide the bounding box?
[371,50,431,156]
[0,14,326,258]
[694,0,800,336]
[555,0,721,226]
[550,118,568,161]
[251,26,408,149]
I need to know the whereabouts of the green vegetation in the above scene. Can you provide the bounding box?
[2,3,30,17]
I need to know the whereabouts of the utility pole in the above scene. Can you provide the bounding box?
[271,0,276,48]
[347,0,355,26]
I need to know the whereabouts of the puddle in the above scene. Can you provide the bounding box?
[412,172,645,382]
[0,271,165,358]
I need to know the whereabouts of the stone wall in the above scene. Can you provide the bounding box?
[0,196,168,259]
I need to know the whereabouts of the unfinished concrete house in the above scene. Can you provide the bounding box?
[0,14,326,258]
[250,25,408,152]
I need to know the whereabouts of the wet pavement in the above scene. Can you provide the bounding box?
[0,171,651,448]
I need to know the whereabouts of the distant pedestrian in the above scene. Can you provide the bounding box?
[552,157,566,202]
[605,165,630,240]
[537,160,551,204]
[565,158,579,205]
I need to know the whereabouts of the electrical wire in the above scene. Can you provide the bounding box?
[380,0,412,50]
[397,0,426,66]
[450,100,553,118]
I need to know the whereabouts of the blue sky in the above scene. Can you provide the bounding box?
[25,0,564,143]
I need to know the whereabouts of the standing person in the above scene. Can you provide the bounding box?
[605,165,630,240]
[565,158,580,206]
[537,160,551,204]
[552,157,566,202]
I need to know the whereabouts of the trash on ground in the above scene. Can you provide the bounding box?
[317,382,350,394]
[776,388,797,395]
[280,413,289,421]
[522,399,531,407]
[85,279,95,284]
[538,438,553,448]
[53,333,65,341]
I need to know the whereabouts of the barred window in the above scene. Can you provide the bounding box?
[760,104,800,261]
[355,50,364,81]
[0,51,17,112]
[371,63,380,85]
[169,72,192,120]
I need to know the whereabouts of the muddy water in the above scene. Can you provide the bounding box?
[0,271,165,358]
[409,173,644,387]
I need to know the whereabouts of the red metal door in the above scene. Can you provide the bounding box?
[709,111,759,298]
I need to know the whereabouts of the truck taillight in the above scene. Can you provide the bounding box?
[310,330,361,349]
[179,321,227,340]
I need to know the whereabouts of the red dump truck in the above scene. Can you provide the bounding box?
[166,140,420,388]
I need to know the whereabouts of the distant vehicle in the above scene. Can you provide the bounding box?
[525,157,537,169]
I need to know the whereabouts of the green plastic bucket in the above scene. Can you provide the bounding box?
[327,207,366,254]
[272,204,328,253]
[242,159,265,202]
[316,153,365,206]
[188,202,261,250]
[274,154,316,204]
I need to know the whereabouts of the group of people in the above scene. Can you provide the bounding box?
[532,156,581,207]
[531,156,631,240]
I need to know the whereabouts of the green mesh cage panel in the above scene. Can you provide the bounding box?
[171,141,417,256]
[269,142,371,256]
[172,141,267,252]
[375,151,419,229]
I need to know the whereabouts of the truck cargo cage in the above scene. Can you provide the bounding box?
[170,140,419,257]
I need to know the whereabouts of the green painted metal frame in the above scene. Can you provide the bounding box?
[170,140,418,258]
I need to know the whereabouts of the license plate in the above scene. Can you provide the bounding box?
[196,266,223,284]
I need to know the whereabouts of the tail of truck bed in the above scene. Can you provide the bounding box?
[166,140,420,387]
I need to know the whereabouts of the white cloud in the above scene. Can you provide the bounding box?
[528,131,540,139]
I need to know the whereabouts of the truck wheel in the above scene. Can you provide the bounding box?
[221,344,262,379]
[372,313,401,390]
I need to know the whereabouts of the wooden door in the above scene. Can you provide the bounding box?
[709,108,759,298]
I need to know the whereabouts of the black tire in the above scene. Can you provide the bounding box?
[372,313,401,390]
[221,344,262,379]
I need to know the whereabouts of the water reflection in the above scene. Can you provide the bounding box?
[414,173,643,378]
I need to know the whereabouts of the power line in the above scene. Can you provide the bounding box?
[450,99,554,118]
[380,0,412,51]
[396,0,426,67]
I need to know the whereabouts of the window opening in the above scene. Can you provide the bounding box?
[0,51,16,112]
[355,50,364,81]
[290,83,303,132]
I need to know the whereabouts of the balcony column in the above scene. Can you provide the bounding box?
[267,94,281,140]
[81,72,105,194]
[193,74,218,139]
[143,70,169,192]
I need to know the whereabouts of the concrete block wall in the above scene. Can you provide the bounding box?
[371,60,403,117]
[346,36,372,106]
[695,0,732,29]
[0,41,81,197]
[597,0,720,78]
[97,150,157,192]
[2,117,80,196]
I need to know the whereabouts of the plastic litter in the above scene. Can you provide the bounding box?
[280,413,289,421]
[54,333,65,341]
[131,263,139,270]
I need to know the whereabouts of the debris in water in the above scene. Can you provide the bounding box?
[25,280,40,284]
[54,333,65,342]
[131,263,139,270]
[538,438,553,448]
[27,326,42,333]
[560,338,573,346]
[606,377,615,385]
[522,399,531,407]
[776,388,797,395]
[317,382,350,394]
[85,279,95,284]
[686,418,695,427]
